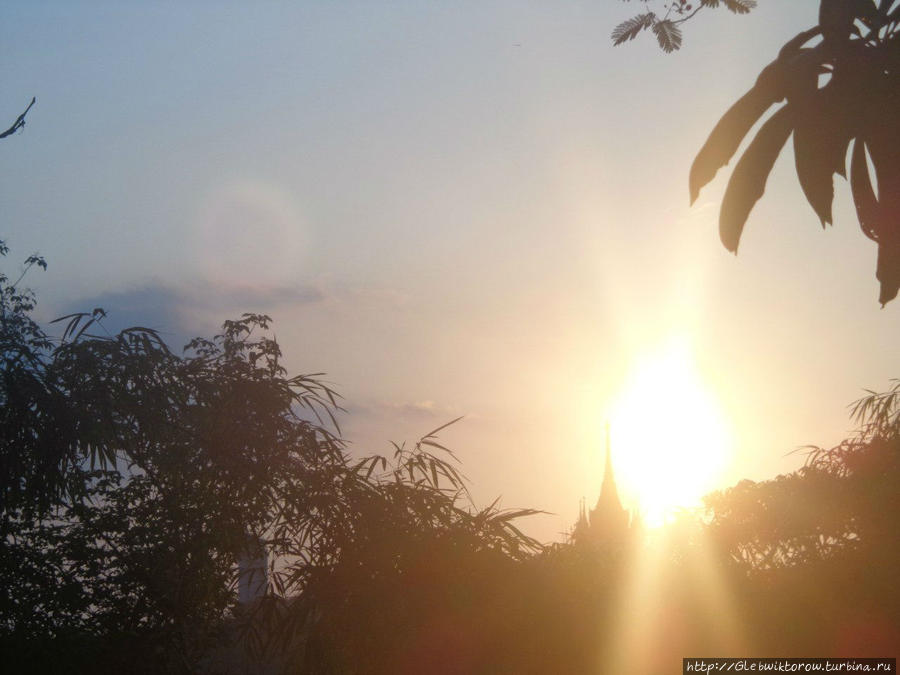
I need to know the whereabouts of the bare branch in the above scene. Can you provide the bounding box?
[0,97,36,140]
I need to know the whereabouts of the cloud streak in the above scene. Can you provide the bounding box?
[56,279,326,348]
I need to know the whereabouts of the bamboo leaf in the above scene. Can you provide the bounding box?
[421,415,464,440]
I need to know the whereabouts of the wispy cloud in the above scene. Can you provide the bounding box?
[55,279,327,347]
[347,398,453,422]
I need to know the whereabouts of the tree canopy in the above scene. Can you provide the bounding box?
[0,245,541,673]
[2,252,898,668]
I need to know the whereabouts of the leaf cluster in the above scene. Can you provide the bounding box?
[690,0,900,304]
[703,380,900,574]
[238,416,544,671]
[612,0,757,53]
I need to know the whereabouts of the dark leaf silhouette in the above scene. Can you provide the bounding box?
[0,97,35,140]
[689,81,780,205]
[854,42,900,304]
[871,147,900,305]
[688,32,821,205]
[875,237,900,306]
[612,0,758,52]
[611,13,656,46]
[719,105,794,252]
[652,20,683,53]
[721,0,757,14]
[689,3,900,303]
[818,0,876,45]
[851,138,879,242]
[791,81,854,226]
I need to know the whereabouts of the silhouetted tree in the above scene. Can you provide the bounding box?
[1,243,343,670]
[239,420,544,674]
[701,381,900,653]
[0,244,542,674]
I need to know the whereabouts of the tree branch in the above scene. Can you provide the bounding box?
[0,97,36,140]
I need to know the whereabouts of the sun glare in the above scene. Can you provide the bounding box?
[609,338,731,527]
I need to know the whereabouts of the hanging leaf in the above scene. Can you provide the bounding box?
[851,128,900,305]
[876,235,900,306]
[861,69,900,304]
[691,66,792,205]
[719,105,795,252]
[722,0,758,14]
[652,19,683,53]
[850,138,880,242]
[690,30,822,205]
[792,81,855,226]
[871,168,900,306]
[611,13,656,46]
[690,87,777,204]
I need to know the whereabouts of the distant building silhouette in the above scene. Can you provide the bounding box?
[572,424,630,547]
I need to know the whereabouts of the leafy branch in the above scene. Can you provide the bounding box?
[690,1,900,304]
[612,0,757,52]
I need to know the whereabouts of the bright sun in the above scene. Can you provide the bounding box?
[609,338,731,527]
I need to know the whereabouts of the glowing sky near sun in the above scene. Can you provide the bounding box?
[610,337,732,526]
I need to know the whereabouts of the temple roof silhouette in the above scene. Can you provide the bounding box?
[573,424,630,546]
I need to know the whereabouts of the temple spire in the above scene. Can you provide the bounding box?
[600,422,621,508]
[588,421,629,539]
[571,421,630,547]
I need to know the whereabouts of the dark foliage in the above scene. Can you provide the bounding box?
[612,0,757,53]
[690,0,900,304]
[531,382,900,669]
[700,382,900,654]
[2,256,898,669]
[0,245,541,674]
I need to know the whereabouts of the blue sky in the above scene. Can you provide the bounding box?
[3,1,895,541]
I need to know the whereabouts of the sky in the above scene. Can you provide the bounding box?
[2,0,897,542]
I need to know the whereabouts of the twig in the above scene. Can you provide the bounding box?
[0,97,36,139]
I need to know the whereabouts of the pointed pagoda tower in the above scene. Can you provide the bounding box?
[572,423,630,546]
[588,424,629,537]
